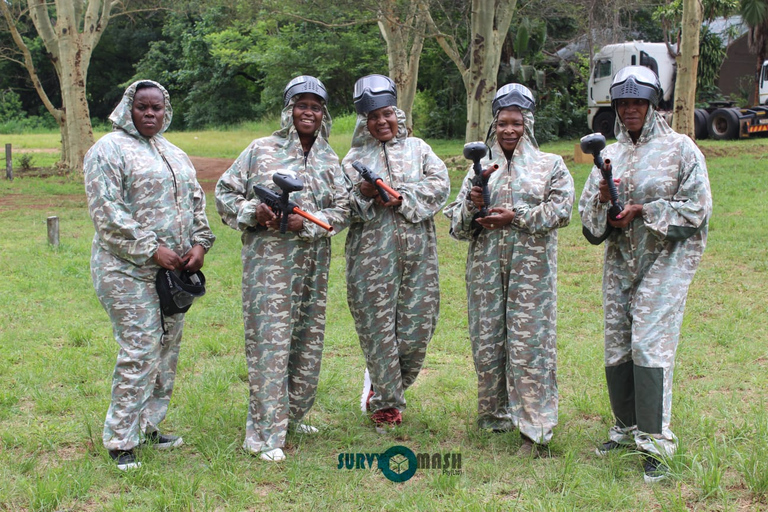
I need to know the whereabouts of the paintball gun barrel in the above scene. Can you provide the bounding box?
[351,161,402,203]
[253,172,333,234]
[580,133,623,221]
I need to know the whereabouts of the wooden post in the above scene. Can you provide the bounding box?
[5,144,11,181]
[47,216,59,247]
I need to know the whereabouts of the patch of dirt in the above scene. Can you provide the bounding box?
[191,157,234,193]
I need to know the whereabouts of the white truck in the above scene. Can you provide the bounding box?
[587,40,768,140]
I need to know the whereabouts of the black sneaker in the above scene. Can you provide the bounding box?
[109,449,141,471]
[595,440,628,456]
[143,431,184,450]
[643,455,669,483]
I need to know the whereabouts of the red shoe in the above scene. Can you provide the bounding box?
[371,407,402,426]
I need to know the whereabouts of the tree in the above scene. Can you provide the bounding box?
[741,0,768,105]
[377,0,429,132]
[0,1,133,172]
[428,0,517,142]
[672,0,703,137]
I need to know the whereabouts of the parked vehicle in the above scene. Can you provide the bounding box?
[587,41,768,140]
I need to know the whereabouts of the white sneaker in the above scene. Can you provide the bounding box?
[360,368,372,412]
[295,423,319,434]
[259,448,286,462]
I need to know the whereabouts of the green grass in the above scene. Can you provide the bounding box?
[1,131,767,510]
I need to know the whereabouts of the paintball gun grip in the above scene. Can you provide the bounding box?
[351,161,402,203]
[601,159,624,221]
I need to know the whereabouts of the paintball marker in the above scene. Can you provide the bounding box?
[351,161,402,203]
[253,172,333,234]
[580,133,623,221]
[463,142,499,237]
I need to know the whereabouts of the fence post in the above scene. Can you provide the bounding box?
[5,143,11,181]
[47,216,59,247]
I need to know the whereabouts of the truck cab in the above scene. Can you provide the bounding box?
[587,42,676,137]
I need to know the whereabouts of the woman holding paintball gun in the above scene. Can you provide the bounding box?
[215,76,350,462]
[342,74,450,432]
[444,83,574,457]
[579,66,712,483]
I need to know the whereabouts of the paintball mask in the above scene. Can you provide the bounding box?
[156,268,206,316]
[283,75,328,106]
[492,83,535,116]
[610,66,661,108]
[353,74,397,114]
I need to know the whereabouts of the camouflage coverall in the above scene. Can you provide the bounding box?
[444,109,573,444]
[579,108,711,456]
[342,107,450,413]
[84,80,215,452]
[215,99,350,455]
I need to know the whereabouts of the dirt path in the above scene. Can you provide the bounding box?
[190,157,234,193]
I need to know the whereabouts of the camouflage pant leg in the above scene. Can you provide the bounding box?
[286,248,329,423]
[347,234,406,412]
[95,266,181,451]
[141,314,184,434]
[505,237,558,445]
[241,233,329,453]
[604,262,689,456]
[466,248,514,432]
[394,242,440,392]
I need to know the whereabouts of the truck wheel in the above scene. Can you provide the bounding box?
[694,109,709,140]
[707,108,740,140]
[593,111,616,139]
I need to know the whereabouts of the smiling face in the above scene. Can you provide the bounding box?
[292,93,324,140]
[366,106,398,142]
[496,108,525,157]
[616,98,649,138]
[131,87,165,138]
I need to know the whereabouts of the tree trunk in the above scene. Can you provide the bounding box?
[430,0,516,142]
[377,0,428,133]
[672,0,702,138]
[3,0,114,173]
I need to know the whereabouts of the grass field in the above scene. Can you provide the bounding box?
[0,129,767,511]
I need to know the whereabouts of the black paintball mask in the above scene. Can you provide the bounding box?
[353,74,397,114]
[283,75,328,106]
[610,66,661,108]
[156,268,206,317]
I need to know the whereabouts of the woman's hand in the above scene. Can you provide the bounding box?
[608,203,644,228]
[153,245,184,270]
[360,181,379,198]
[182,244,206,272]
[255,203,277,226]
[598,178,620,203]
[265,213,305,232]
[468,186,486,209]
[474,207,515,230]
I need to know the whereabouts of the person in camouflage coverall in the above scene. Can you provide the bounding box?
[215,77,350,462]
[84,80,215,470]
[444,84,573,455]
[579,67,711,482]
[342,75,450,429]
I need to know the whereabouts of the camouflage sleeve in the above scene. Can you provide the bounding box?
[341,158,376,222]
[298,162,352,240]
[215,144,257,232]
[190,178,216,251]
[578,166,612,241]
[84,142,159,265]
[443,167,479,241]
[511,157,574,235]
[396,143,450,224]
[641,142,712,241]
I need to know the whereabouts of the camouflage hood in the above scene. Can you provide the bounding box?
[486,107,538,159]
[615,104,674,145]
[108,80,173,140]
[273,95,333,145]
[350,106,408,148]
